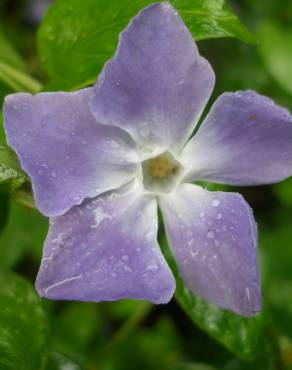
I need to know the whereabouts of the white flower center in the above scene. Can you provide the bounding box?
[141,151,184,193]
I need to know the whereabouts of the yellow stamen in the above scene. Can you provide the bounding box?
[149,155,171,178]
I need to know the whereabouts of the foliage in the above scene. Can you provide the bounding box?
[38,0,254,90]
[0,0,291,369]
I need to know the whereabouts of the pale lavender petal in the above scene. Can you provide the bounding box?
[160,184,261,316]
[91,3,215,152]
[4,89,139,217]
[36,186,175,304]
[181,91,292,185]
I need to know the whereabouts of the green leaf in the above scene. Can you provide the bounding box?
[0,144,27,192]
[45,352,82,370]
[160,233,264,360]
[273,178,292,208]
[38,0,254,90]
[175,285,263,360]
[50,303,101,362]
[0,199,47,268]
[0,192,9,233]
[0,270,49,370]
[258,22,292,95]
[1,112,36,206]
[171,0,255,43]
[0,112,5,144]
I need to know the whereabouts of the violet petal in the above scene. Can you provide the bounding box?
[160,184,261,316]
[91,3,215,152]
[36,185,175,304]
[181,90,292,185]
[4,88,139,217]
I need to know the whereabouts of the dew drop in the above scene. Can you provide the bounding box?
[207,231,214,239]
[212,199,220,207]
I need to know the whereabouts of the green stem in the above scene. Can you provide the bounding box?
[110,301,152,348]
[12,188,36,209]
[95,302,153,368]
[0,62,42,93]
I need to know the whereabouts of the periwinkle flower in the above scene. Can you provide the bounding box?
[4,3,292,316]
[26,0,52,24]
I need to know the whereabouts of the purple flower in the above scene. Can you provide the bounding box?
[26,0,53,24]
[4,3,292,316]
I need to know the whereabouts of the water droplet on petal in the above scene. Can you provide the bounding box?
[212,199,220,207]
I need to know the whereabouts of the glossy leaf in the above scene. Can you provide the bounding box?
[0,270,48,370]
[45,352,82,370]
[38,0,254,90]
[0,144,27,192]
[160,233,264,360]
[0,112,5,144]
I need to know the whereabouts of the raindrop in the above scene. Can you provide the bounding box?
[212,199,220,207]
[207,231,214,239]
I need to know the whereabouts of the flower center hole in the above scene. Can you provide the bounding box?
[142,151,184,193]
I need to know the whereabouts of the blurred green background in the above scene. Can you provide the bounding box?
[0,0,292,369]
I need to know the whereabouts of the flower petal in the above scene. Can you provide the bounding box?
[181,91,292,185]
[160,184,261,316]
[4,88,139,217]
[36,185,175,304]
[90,3,215,152]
